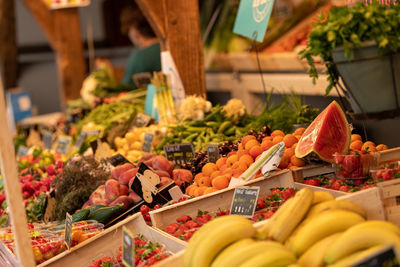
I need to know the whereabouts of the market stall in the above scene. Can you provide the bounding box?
[0,0,399,266]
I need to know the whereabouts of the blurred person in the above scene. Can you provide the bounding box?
[120,4,161,87]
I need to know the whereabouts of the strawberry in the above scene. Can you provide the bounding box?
[281,188,295,200]
[164,223,179,234]
[339,185,350,192]
[216,209,229,216]
[303,178,320,186]
[185,220,199,229]
[256,198,266,210]
[140,205,151,215]
[195,213,212,225]
[176,215,191,223]
[331,180,344,190]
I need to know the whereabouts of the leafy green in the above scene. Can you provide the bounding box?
[300,1,400,95]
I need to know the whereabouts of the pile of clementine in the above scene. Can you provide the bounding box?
[185,128,307,197]
[349,134,389,152]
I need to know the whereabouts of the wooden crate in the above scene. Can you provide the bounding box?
[377,179,400,226]
[39,213,185,267]
[149,170,294,238]
[377,147,400,165]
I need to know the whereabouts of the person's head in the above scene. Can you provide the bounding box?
[120,4,157,48]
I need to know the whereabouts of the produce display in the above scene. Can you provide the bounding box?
[183,188,400,267]
[114,124,166,163]
[163,188,296,241]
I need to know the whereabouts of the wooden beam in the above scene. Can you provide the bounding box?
[0,0,18,89]
[0,77,35,266]
[21,1,86,103]
[53,8,86,102]
[136,0,206,97]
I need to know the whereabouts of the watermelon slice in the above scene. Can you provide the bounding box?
[295,101,350,163]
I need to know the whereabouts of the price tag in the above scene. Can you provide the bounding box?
[130,163,174,208]
[42,130,53,150]
[122,226,134,267]
[164,143,194,165]
[142,133,154,153]
[230,186,260,218]
[74,132,87,149]
[207,144,220,163]
[55,136,72,155]
[64,212,73,250]
[132,113,152,128]
[233,0,275,42]
[17,146,29,158]
[353,245,399,267]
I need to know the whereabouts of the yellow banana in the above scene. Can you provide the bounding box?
[312,191,334,204]
[184,215,249,267]
[268,188,314,243]
[238,247,296,267]
[307,200,366,219]
[211,238,256,267]
[325,223,400,264]
[289,209,365,256]
[258,197,294,236]
[297,233,342,267]
[327,245,385,267]
[189,216,256,267]
[211,240,284,267]
[346,220,400,236]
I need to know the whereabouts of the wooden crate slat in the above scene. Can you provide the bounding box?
[294,183,347,198]
[377,147,400,164]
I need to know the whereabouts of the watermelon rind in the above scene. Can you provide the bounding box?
[295,101,351,163]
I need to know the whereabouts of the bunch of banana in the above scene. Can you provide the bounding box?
[259,188,400,267]
[183,214,296,267]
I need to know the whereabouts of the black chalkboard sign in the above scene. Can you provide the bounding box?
[64,212,73,250]
[130,163,174,208]
[122,226,134,267]
[207,144,220,163]
[42,131,53,150]
[230,186,260,218]
[109,154,132,167]
[354,245,399,267]
[142,133,154,153]
[164,143,194,165]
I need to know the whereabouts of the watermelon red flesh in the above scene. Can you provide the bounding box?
[295,101,350,162]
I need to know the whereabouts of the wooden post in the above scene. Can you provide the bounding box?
[0,77,35,266]
[136,0,206,97]
[0,0,18,89]
[21,0,86,103]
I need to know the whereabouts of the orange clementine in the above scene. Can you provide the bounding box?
[262,136,273,142]
[362,141,376,152]
[351,134,362,142]
[212,175,229,190]
[194,173,203,186]
[226,155,239,167]
[292,143,298,149]
[231,161,240,169]
[294,135,302,141]
[376,144,389,151]
[350,140,363,151]
[283,134,298,148]
[237,149,248,159]
[278,155,290,169]
[284,147,295,158]
[239,154,253,167]
[294,128,306,136]
[222,168,233,177]
[198,176,211,187]
[192,187,200,197]
[241,135,257,148]
[245,139,260,151]
[216,157,227,169]
[185,184,197,195]
[210,170,220,180]
[249,145,263,159]
[272,135,284,144]
[261,140,274,151]
[204,187,218,195]
[290,155,305,167]
[202,163,218,177]
[219,163,228,172]
[197,186,208,196]
[271,130,285,138]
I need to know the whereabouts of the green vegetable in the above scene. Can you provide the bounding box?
[88,204,124,224]
[300,1,400,95]
[72,208,90,222]
[217,121,232,134]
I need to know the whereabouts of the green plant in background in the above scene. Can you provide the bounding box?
[300,1,400,95]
